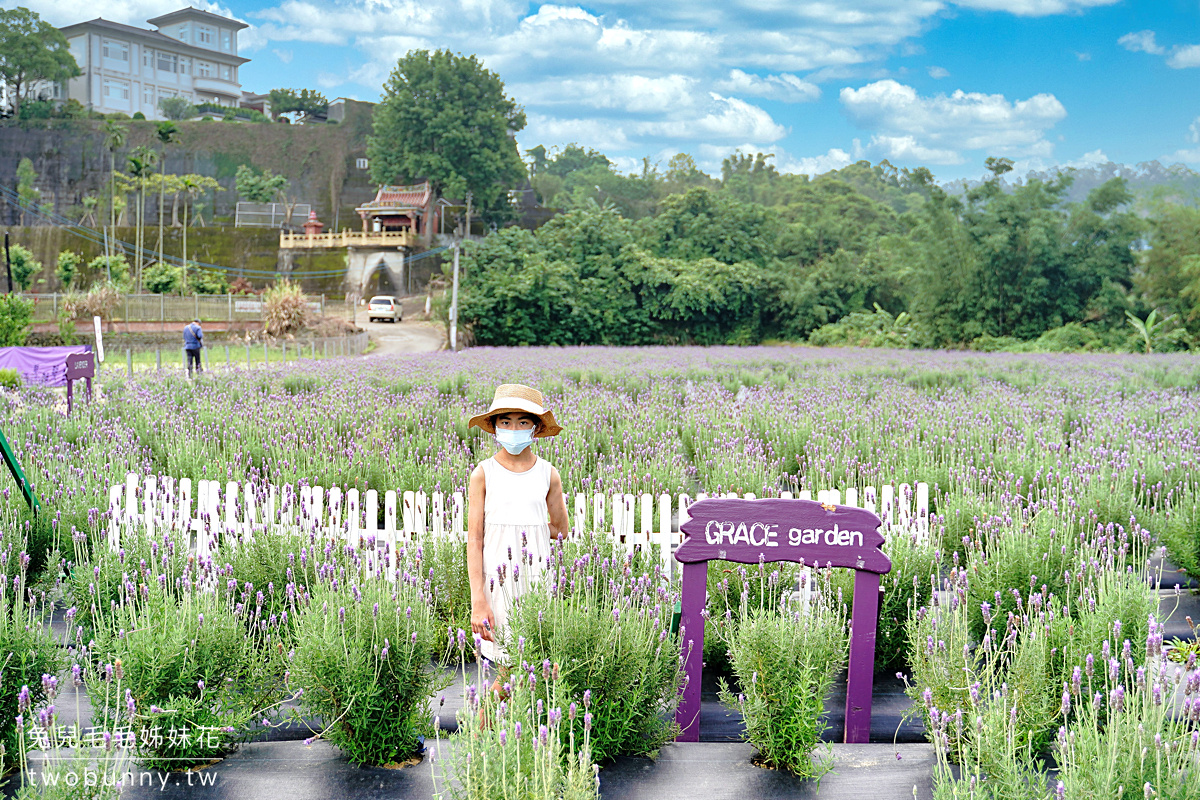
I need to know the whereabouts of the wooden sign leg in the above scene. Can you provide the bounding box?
[845,570,881,743]
[675,560,708,742]
[66,379,73,416]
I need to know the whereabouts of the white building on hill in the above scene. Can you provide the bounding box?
[59,7,249,119]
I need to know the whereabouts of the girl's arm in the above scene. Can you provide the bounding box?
[547,467,569,540]
[467,465,495,641]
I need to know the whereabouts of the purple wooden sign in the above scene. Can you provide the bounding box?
[64,351,94,417]
[674,497,891,744]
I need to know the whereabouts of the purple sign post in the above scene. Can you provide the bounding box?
[64,351,95,416]
[674,497,891,744]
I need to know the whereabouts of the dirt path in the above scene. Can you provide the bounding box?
[355,296,446,355]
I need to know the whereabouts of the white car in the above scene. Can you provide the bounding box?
[367,296,402,323]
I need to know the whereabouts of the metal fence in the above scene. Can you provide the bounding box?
[235,202,311,228]
[22,293,328,324]
[109,331,371,376]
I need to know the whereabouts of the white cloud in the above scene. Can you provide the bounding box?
[777,147,855,175]
[927,66,950,79]
[712,70,820,102]
[954,0,1120,15]
[867,135,963,164]
[1075,51,1091,61]
[512,74,698,114]
[273,49,294,64]
[840,79,1067,163]
[1191,117,1200,145]
[1167,45,1200,69]
[1118,30,1165,55]
[636,94,786,142]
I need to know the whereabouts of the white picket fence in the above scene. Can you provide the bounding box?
[105,474,931,579]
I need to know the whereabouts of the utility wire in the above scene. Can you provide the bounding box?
[0,183,451,279]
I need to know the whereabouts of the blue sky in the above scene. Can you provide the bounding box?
[14,0,1200,182]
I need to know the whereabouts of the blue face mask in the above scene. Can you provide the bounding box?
[495,427,535,455]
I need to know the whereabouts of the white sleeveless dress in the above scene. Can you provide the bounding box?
[479,455,554,664]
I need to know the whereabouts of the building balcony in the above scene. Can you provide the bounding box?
[192,76,239,95]
[279,229,417,250]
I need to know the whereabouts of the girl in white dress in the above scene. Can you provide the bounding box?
[467,384,570,669]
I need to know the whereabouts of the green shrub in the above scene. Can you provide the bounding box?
[509,540,681,762]
[0,368,21,390]
[55,251,80,290]
[290,577,439,766]
[0,569,65,772]
[0,294,34,347]
[440,637,598,800]
[86,582,286,771]
[1033,322,1102,352]
[132,111,146,120]
[281,374,319,394]
[716,577,847,777]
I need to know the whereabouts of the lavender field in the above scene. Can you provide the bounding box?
[4,346,1200,570]
[1,346,1199,798]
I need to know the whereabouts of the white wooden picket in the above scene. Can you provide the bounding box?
[106,474,931,579]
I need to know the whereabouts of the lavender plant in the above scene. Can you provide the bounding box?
[436,632,599,800]
[0,555,65,775]
[715,566,848,777]
[289,573,440,766]
[85,573,289,771]
[506,538,681,762]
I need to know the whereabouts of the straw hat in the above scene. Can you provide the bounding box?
[468,384,563,438]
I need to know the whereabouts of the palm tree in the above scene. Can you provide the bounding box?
[128,145,159,293]
[79,195,98,226]
[102,120,127,262]
[178,174,219,293]
[154,121,179,266]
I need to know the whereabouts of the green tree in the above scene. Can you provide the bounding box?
[544,144,612,178]
[178,174,220,291]
[142,260,184,294]
[102,120,127,239]
[154,121,179,264]
[368,49,527,238]
[721,152,779,204]
[0,7,80,120]
[235,164,288,203]
[1137,200,1200,333]
[157,96,195,121]
[8,243,41,291]
[0,295,33,346]
[639,187,779,267]
[15,157,38,225]
[55,251,80,290]
[267,88,328,121]
[127,145,159,292]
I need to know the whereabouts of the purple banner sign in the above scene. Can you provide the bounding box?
[64,351,95,416]
[0,346,93,388]
[674,497,891,744]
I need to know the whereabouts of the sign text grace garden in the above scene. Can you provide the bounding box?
[673,497,892,743]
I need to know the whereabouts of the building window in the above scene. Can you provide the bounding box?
[356,158,369,170]
[197,61,212,77]
[143,85,154,105]
[103,79,130,101]
[157,52,176,73]
[102,39,129,61]
[221,31,231,51]
[197,25,213,45]
[178,57,189,75]
[177,24,189,42]
[220,64,231,81]
[143,48,152,67]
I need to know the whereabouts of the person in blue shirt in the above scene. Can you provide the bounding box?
[183,319,203,377]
